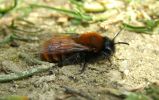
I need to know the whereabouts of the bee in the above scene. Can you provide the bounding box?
[40,29,128,72]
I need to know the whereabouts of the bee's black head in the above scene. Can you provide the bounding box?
[102,28,129,57]
[103,37,115,56]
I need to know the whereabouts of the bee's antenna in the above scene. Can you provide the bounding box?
[113,27,129,45]
[114,42,129,45]
[112,27,125,41]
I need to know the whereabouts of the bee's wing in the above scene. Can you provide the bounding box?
[41,37,89,55]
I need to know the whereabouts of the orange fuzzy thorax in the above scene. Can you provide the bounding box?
[74,32,104,52]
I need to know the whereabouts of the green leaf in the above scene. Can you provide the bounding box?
[125,93,149,100]
[0,0,18,15]
[145,84,159,100]
[30,4,92,22]
[123,19,159,34]
[123,23,150,33]
[0,95,29,100]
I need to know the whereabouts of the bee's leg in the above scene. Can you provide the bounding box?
[102,51,112,66]
[80,61,87,73]
[57,61,62,67]
[79,52,87,73]
[58,55,64,67]
[107,57,112,66]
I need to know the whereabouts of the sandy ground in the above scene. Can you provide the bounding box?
[0,0,159,100]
